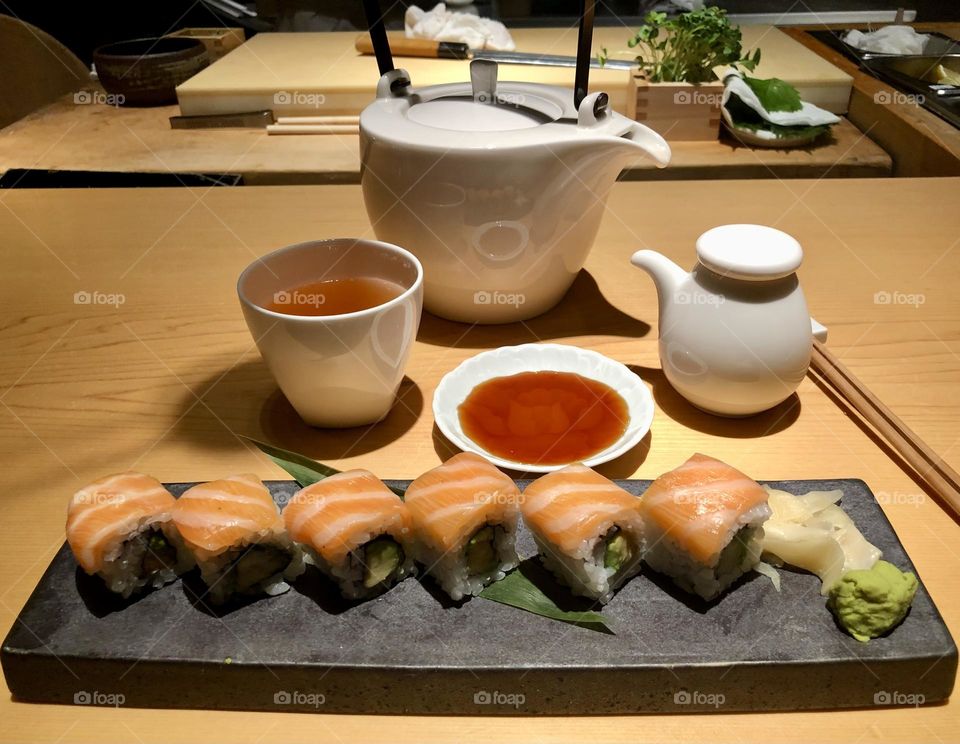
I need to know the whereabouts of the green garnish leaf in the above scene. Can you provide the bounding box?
[246,436,346,487]
[247,439,613,632]
[743,75,802,113]
[480,566,614,634]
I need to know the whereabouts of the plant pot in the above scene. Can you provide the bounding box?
[628,77,724,142]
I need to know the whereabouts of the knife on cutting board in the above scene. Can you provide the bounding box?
[354,35,635,71]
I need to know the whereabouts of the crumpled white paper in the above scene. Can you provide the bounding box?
[405,3,515,51]
[843,25,930,55]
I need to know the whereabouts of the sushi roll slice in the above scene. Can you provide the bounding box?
[522,464,645,604]
[405,452,520,600]
[283,470,416,600]
[66,472,193,598]
[640,453,771,601]
[172,474,304,605]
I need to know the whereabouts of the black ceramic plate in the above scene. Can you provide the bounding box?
[1,479,955,715]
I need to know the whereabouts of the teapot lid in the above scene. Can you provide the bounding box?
[361,61,637,149]
[696,224,802,281]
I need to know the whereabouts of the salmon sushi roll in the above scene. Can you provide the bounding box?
[66,472,193,598]
[283,470,416,600]
[640,453,771,600]
[172,474,304,605]
[405,452,520,600]
[522,464,645,604]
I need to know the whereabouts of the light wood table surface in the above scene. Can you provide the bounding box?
[0,178,958,743]
[0,89,891,184]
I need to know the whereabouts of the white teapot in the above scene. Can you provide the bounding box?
[361,60,671,324]
[631,224,827,416]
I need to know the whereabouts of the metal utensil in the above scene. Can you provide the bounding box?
[169,110,274,129]
[353,35,635,71]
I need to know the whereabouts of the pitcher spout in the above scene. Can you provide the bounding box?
[630,250,688,309]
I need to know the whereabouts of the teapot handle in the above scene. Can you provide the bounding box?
[376,69,413,99]
[577,91,611,129]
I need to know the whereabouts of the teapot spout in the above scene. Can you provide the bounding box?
[574,93,671,167]
[630,249,687,305]
[621,122,671,168]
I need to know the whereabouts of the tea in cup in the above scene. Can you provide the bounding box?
[238,238,423,427]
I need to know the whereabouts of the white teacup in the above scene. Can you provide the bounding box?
[238,239,423,428]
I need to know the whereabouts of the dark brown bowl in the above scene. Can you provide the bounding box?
[93,37,209,107]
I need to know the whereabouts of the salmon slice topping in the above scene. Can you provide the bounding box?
[283,470,410,564]
[522,464,642,554]
[404,452,519,551]
[66,472,176,573]
[173,474,283,558]
[640,453,768,563]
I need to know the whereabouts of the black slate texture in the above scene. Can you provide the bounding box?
[2,479,955,715]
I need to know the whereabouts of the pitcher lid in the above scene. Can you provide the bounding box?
[696,224,802,281]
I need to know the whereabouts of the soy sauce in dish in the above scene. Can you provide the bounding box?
[457,371,629,465]
[265,277,404,316]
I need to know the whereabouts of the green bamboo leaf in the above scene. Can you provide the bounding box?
[480,566,614,634]
[248,438,613,632]
[246,437,406,497]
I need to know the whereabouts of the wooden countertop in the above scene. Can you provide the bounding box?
[1,178,958,742]
[0,89,890,184]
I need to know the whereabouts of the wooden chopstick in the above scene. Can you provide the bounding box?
[275,116,360,125]
[810,339,960,518]
[266,124,359,135]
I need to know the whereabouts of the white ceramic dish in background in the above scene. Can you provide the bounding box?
[433,343,655,473]
[721,119,823,149]
[238,238,423,428]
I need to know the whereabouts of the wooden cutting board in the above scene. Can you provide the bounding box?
[176,26,851,118]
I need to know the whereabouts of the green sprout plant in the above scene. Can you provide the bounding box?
[625,7,761,84]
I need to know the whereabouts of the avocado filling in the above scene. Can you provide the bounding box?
[715,526,754,580]
[465,525,499,576]
[230,545,291,591]
[362,536,404,589]
[140,529,178,576]
[603,530,633,571]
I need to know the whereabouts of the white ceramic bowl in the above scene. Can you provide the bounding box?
[433,343,654,472]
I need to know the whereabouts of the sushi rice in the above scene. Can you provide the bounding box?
[643,505,769,600]
[190,532,305,606]
[66,472,194,599]
[522,464,645,604]
[404,452,522,601]
[173,474,304,605]
[639,454,772,601]
[95,514,193,598]
[413,518,519,601]
[283,470,418,600]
